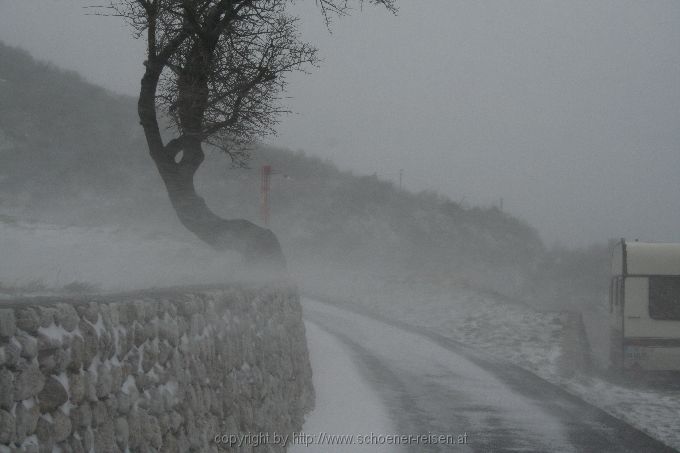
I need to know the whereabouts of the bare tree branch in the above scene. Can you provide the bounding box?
[101,0,396,266]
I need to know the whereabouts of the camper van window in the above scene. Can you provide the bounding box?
[614,276,623,307]
[649,276,680,321]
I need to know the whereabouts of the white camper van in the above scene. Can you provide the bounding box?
[610,239,680,371]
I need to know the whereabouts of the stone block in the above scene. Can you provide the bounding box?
[94,421,117,453]
[132,321,147,348]
[38,377,68,412]
[15,308,40,334]
[37,307,57,329]
[35,416,54,447]
[78,321,98,369]
[36,332,61,353]
[95,365,112,399]
[15,402,40,439]
[81,303,99,325]
[84,371,98,403]
[71,403,91,429]
[142,414,162,450]
[70,437,85,453]
[81,427,94,452]
[98,329,115,360]
[68,373,85,405]
[0,409,15,444]
[55,305,79,332]
[116,392,132,416]
[0,310,16,338]
[14,365,45,401]
[114,417,129,449]
[0,369,13,409]
[92,401,110,427]
[53,410,72,443]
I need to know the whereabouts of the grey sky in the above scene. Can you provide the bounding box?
[0,0,678,247]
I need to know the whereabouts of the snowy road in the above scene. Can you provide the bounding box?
[299,298,678,453]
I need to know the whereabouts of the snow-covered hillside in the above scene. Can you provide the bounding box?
[0,219,241,294]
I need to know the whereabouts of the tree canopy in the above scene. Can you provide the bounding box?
[96,0,396,269]
[105,0,396,164]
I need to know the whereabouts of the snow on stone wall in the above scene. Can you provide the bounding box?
[0,285,314,452]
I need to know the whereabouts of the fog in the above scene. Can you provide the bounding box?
[0,0,675,363]
[2,2,680,450]
[0,0,678,247]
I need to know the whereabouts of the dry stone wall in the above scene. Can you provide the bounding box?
[0,285,314,452]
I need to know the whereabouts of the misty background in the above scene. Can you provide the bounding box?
[1,0,678,248]
[2,4,680,448]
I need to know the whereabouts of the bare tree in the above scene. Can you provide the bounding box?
[99,0,396,270]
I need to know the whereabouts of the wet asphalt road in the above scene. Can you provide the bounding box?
[302,298,678,453]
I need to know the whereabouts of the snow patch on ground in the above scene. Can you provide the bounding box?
[291,321,401,453]
[0,220,241,292]
[553,375,680,451]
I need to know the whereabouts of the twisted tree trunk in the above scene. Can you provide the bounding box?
[155,143,286,270]
[138,50,286,271]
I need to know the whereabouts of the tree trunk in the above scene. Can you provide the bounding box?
[156,152,286,270]
[145,131,286,271]
[137,40,286,272]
